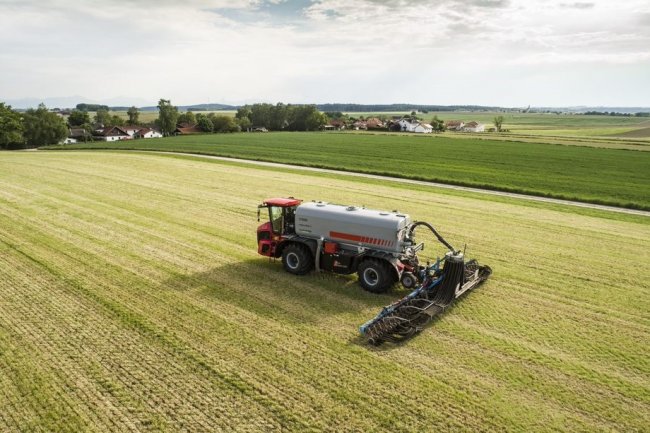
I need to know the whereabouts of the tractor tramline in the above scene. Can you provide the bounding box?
[257,197,492,344]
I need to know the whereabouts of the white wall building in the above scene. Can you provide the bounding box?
[135,128,163,139]
[399,119,432,133]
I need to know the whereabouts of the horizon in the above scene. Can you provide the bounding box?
[1,1,649,107]
[6,98,650,112]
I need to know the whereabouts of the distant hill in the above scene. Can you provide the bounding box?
[4,97,649,114]
[315,103,506,112]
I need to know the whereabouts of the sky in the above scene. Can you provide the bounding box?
[0,0,648,108]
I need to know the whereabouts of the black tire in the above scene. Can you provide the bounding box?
[357,259,393,293]
[281,244,313,275]
[400,272,418,289]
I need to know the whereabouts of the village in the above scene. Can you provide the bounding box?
[61,116,488,143]
[326,117,487,133]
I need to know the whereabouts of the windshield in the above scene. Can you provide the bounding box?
[269,206,283,234]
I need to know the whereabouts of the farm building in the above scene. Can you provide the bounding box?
[93,126,131,141]
[352,120,367,130]
[462,121,485,132]
[365,117,385,129]
[61,127,92,144]
[445,120,465,131]
[134,128,163,139]
[398,119,433,133]
[174,124,203,135]
[327,119,346,130]
[120,125,142,137]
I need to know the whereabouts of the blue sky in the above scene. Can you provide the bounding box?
[0,0,648,108]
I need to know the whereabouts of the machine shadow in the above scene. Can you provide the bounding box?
[160,257,399,325]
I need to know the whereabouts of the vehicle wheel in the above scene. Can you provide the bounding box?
[400,272,418,289]
[281,244,312,275]
[357,259,393,293]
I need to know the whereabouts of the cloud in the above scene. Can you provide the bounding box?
[559,2,595,9]
[0,0,648,106]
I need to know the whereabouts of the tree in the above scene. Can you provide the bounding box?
[109,115,125,127]
[0,102,24,149]
[430,115,445,133]
[305,110,328,131]
[236,116,252,131]
[68,109,90,126]
[493,115,504,132]
[235,106,252,122]
[249,103,273,129]
[94,109,110,125]
[157,99,179,136]
[177,111,196,126]
[287,105,325,131]
[22,103,67,147]
[127,106,140,124]
[76,103,109,112]
[211,115,240,133]
[196,115,214,132]
[270,103,288,130]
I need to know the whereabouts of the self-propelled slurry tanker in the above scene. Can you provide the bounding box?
[256,197,492,344]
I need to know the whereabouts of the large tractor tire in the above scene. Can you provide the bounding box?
[358,259,393,293]
[281,243,313,275]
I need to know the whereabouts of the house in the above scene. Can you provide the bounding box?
[352,120,367,130]
[328,119,347,130]
[398,119,415,132]
[413,123,433,133]
[445,120,465,131]
[93,126,130,141]
[365,117,385,129]
[174,124,202,135]
[121,125,143,137]
[134,128,163,139]
[398,119,432,133]
[61,127,91,144]
[461,121,485,133]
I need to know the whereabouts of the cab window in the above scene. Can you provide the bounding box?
[269,206,283,234]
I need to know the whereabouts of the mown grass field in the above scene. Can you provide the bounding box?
[1,151,649,432]
[55,132,650,210]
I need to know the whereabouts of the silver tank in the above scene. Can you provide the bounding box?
[295,202,412,254]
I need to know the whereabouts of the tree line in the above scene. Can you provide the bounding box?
[583,111,650,117]
[154,100,328,135]
[0,103,68,149]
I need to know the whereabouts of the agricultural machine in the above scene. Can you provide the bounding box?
[257,198,491,344]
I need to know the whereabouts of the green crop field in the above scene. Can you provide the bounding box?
[53,132,650,210]
[110,110,237,123]
[349,111,650,142]
[0,151,648,432]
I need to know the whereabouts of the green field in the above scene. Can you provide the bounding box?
[0,151,648,432]
[53,132,650,210]
[111,110,236,123]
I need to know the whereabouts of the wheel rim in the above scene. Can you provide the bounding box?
[403,276,414,287]
[286,252,300,270]
[363,268,379,286]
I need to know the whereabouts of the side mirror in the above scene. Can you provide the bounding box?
[257,207,261,222]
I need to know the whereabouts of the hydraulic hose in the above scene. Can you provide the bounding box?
[407,221,456,252]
